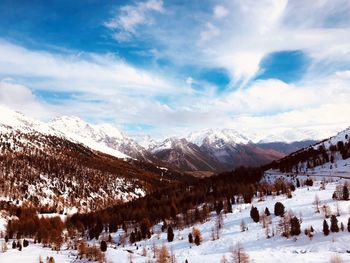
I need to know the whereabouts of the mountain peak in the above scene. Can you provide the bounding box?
[187,128,251,146]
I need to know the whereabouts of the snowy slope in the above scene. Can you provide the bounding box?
[268,126,350,176]
[3,177,350,262]
[48,116,155,161]
[0,105,57,135]
[49,116,130,159]
[105,179,350,263]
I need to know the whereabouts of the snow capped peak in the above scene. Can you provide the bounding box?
[0,105,56,134]
[187,128,251,146]
[132,134,158,149]
[50,116,97,138]
[95,123,124,140]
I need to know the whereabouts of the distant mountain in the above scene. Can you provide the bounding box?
[257,140,317,154]
[150,137,224,171]
[149,129,316,172]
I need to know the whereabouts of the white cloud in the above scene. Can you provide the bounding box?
[104,0,164,41]
[0,40,174,95]
[204,0,350,83]
[200,22,221,42]
[0,80,55,119]
[214,5,229,19]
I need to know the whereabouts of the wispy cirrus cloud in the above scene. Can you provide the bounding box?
[104,0,164,41]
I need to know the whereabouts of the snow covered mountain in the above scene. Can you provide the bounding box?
[0,105,340,173]
[187,128,252,146]
[0,106,186,211]
[0,105,159,162]
[150,128,316,172]
[0,105,130,159]
[49,116,155,162]
[150,137,224,172]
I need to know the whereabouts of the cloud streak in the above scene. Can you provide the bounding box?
[105,0,164,41]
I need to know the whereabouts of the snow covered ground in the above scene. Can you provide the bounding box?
[0,241,75,263]
[2,178,350,262]
[104,180,350,263]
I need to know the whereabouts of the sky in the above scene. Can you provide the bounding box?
[0,0,350,139]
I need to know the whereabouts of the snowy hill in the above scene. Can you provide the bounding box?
[267,126,350,176]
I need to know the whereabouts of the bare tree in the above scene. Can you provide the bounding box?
[240,220,246,232]
[314,195,320,213]
[156,245,169,263]
[330,255,344,263]
[231,243,250,263]
[220,255,229,263]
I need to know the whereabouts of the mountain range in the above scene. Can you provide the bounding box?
[0,105,329,173]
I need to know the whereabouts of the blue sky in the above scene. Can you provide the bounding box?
[0,0,350,138]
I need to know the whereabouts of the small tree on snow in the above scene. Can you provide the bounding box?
[323,220,330,236]
[313,194,321,213]
[250,206,259,223]
[220,255,229,263]
[330,215,339,233]
[188,233,193,244]
[330,255,344,263]
[240,219,247,232]
[167,226,174,242]
[274,202,285,217]
[192,228,202,246]
[290,217,301,236]
[231,242,250,263]
[343,184,349,201]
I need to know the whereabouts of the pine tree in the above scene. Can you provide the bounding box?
[290,217,301,236]
[323,220,330,236]
[226,197,232,213]
[129,231,136,244]
[274,202,285,217]
[167,226,174,242]
[23,239,29,247]
[330,215,339,232]
[250,207,259,223]
[343,185,349,200]
[100,240,107,252]
[347,217,350,232]
[264,207,270,216]
[188,233,193,243]
[215,200,224,215]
